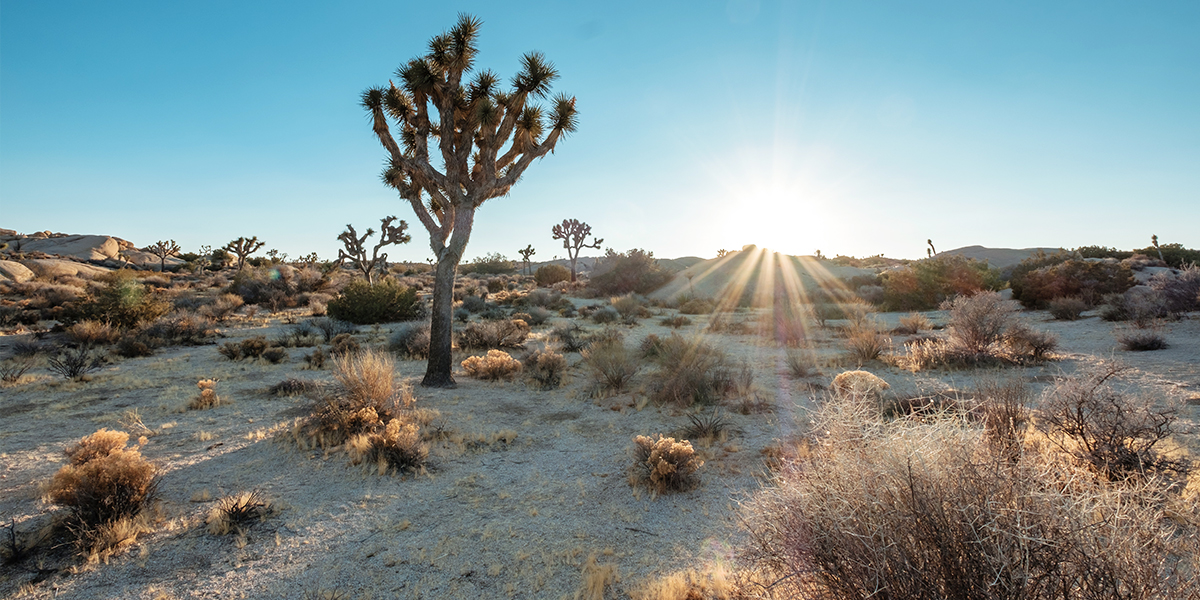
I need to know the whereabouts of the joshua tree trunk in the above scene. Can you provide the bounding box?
[421,206,476,387]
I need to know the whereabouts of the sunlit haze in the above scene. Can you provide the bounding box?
[3,1,1197,261]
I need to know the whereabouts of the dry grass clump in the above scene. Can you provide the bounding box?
[844,322,891,362]
[610,293,649,321]
[1048,296,1088,320]
[47,345,105,380]
[293,350,413,450]
[1117,326,1169,351]
[1036,363,1188,480]
[44,429,158,558]
[332,349,401,409]
[457,319,530,350]
[678,297,715,315]
[738,393,1200,600]
[269,377,321,397]
[388,322,430,359]
[895,312,933,334]
[1,357,35,384]
[974,378,1030,461]
[660,315,691,328]
[347,418,427,475]
[648,334,746,406]
[461,349,523,380]
[582,335,641,395]
[188,379,223,410]
[552,323,590,352]
[628,567,734,600]
[527,346,568,389]
[66,320,121,346]
[631,434,703,494]
[784,350,819,379]
[217,336,270,360]
[198,293,244,321]
[205,491,272,535]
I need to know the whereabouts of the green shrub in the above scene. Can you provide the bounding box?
[327,279,423,324]
[65,272,170,330]
[460,252,514,275]
[1012,259,1134,308]
[534,264,571,286]
[677,298,715,315]
[589,249,674,296]
[880,255,1003,311]
[389,322,431,359]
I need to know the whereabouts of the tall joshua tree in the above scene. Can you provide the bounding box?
[337,216,411,283]
[144,240,180,273]
[518,244,536,275]
[223,237,265,273]
[362,14,578,387]
[552,219,602,283]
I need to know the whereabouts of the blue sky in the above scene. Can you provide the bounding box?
[2,1,1197,262]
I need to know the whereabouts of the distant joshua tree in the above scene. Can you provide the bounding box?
[143,240,180,273]
[927,239,937,258]
[337,216,411,284]
[518,244,536,275]
[361,14,578,387]
[1151,235,1164,261]
[717,249,729,258]
[551,219,602,282]
[223,237,265,273]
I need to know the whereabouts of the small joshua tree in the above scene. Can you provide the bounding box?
[519,244,536,275]
[927,239,937,257]
[552,219,602,282]
[337,217,411,284]
[1151,235,1164,262]
[223,237,265,273]
[143,240,180,273]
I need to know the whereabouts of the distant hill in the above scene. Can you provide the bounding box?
[938,245,1062,269]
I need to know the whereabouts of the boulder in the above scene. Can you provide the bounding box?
[122,249,186,271]
[0,260,35,283]
[18,235,121,261]
[20,259,111,279]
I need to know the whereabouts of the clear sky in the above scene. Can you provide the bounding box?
[2,1,1197,263]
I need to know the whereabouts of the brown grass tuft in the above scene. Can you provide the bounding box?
[631,434,703,494]
[206,491,273,535]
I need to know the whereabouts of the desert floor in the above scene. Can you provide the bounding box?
[2,305,1198,599]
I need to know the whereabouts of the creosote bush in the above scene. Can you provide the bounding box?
[897,292,1058,370]
[45,429,159,556]
[630,434,703,494]
[1048,296,1088,320]
[327,278,422,325]
[527,346,567,389]
[1117,327,1169,351]
[66,320,122,346]
[456,319,529,350]
[64,272,171,330]
[198,293,245,321]
[389,322,431,359]
[188,379,222,410]
[647,334,746,407]
[534,264,571,287]
[460,350,523,380]
[582,335,641,395]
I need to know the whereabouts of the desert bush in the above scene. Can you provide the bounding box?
[1047,296,1088,320]
[648,334,743,407]
[582,335,641,394]
[610,294,648,321]
[526,346,567,389]
[946,292,1016,353]
[974,378,1030,461]
[389,322,431,359]
[461,295,487,313]
[898,295,1057,370]
[304,348,327,369]
[525,288,569,309]
[48,345,105,380]
[294,351,415,451]
[552,323,590,353]
[591,306,619,324]
[1037,364,1187,479]
[347,418,427,475]
[329,333,361,357]
[1149,264,1200,314]
[523,306,552,326]
[785,350,819,379]
[217,336,270,361]
[457,319,530,350]
[830,370,890,399]
[45,430,158,552]
[332,349,401,410]
[460,252,514,275]
[1012,258,1135,308]
[479,306,506,320]
[880,254,1003,311]
[1002,322,1059,360]
[327,278,422,324]
[188,379,222,410]
[461,349,523,380]
[198,293,245,321]
[739,392,1200,600]
[262,347,288,364]
[682,409,728,443]
[894,312,932,334]
[630,434,703,494]
[306,316,356,342]
[1,357,35,383]
[589,249,674,296]
[1117,327,1169,351]
[454,307,471,322]
[206,491,272,536]
[269,378,321,397]
[660,315,691,328]
[677,297,715,315]
[66,320,122,346]
[65,272,171,330]
[225,265,330,310]
[534,264,571,286]
[1099,288,1171,324]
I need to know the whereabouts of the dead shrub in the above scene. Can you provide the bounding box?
[269,378,321,397]
[527,346,567,389]
[206,491,272,535]
[897,293,1057,370]
[1117,326,1169,351]
[329,332,361,357]
[388,322,431,359]
[648,334,740,407]
[894,312,932,334]
[198,293,244,321]
[844,323,891,362]
[1,357,35,384]
[582,335,641,394]
[45,429,158,554]
[332,349,400,411]
[218,336,270,361]
[1048,296,1088,320]
[457,319,530,350]
[945,291,1016,353]
[461,349,523,380]
[1036,363,1188,479]
[785,350,819,379]
[660,315,691,328]
[262,346,288,364]
[47,345,105,380]
[1004,322,1059,360]
[66,320,121,346]
[188,379,222,410]
[551,323,590,352]
[304,348,327,369]
[974,378,1030,461]
[830,370,890,399]
[738,394,1200,600]
[631,434,703,494]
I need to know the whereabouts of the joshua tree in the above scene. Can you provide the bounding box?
[223,237,265,273]
[551,219,602,283]
[1151,235,1164,261]
[337,217,411,284]
[143,240,180,273]
[518,244,536,275]
[927,239,937,257]
[716,249,729,258]
[361,14,578,387]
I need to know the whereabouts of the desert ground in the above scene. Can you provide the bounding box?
[1,240,1199,599]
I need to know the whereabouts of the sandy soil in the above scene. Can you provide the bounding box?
[1,306,1198,599]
